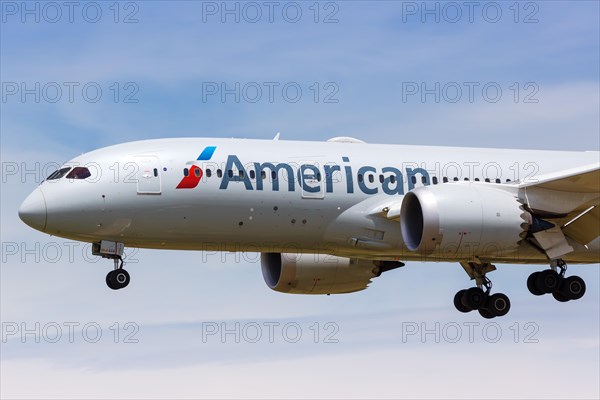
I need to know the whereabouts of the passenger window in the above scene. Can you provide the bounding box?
[432,177,438,185]
[453,177,459,182]
[66,167,91,180]
[422,176,427,184]
[358,174,363,182]
[411,176,417,184]
[390,175,396,184]
[271,171,277,180]
[261,171,266,179]
[464,178,469,181]
[379,175,384,183]
[239,170,244,178]
[206,169,212,178]
[443,177,448,183]
[495,178,501,183]
[194,168,201,178]
[249,170,256,179]
[154,168,158,177]
[46,167,71,180]
[217,169,223,178]
[485,178,490,183]
[227,170,233,178]
[368,175,374,183]
[184,168,189,177]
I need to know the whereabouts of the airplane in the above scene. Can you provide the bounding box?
[18,136,600,319]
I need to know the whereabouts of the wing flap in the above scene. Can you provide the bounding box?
[563,206,600,245]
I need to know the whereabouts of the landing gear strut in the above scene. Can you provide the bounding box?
[92,240,131,290]
[454,262,511,319]
[527,259,585,302]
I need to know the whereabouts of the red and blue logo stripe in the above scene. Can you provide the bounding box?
[176,146,216,189]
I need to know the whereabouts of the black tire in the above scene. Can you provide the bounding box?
[454,290,471,313]
[462,287,486,310]
[478,308,495,319]
[535,270,560,294]
[527,272,544,296]
[106,270,118,290]
[552,290,570,302]
[113,269,131,289]
[487,293,511,317]
[562,276,586,300]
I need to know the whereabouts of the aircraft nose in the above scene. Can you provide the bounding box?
[18,188,47,232]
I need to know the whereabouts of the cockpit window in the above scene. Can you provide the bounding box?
[66,167,91,180]
[46,167,71,180]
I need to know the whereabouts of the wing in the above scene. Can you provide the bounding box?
[519,162,600,249]
[520,162,599,193]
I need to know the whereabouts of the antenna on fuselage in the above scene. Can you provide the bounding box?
[273,132,281,140]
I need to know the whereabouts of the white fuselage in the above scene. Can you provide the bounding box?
[20,138,600,264]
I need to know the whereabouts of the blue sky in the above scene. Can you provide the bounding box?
[1,1,599,398]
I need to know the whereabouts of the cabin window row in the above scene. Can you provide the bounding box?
[183,168,512,184]
[355,174,511,184]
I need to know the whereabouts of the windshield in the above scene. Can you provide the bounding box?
[66,167,91,180]
[45,167,71,180]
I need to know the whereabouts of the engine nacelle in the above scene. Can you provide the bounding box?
[261,253,379,294]
[400,184,531,258]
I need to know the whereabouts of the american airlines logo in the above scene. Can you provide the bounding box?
[176,146,217,189]
[178,148,431,195]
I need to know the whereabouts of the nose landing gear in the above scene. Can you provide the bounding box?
[92,241,131,290]
[105,256,131,290]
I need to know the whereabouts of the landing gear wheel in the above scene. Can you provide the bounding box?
[454,290,471,313]
[535,269,560,294]
[562,276,586,300]
[454,262,511,318]
[462,287,486,310]
[478,308,495,319]
[487,293,511,317]
[106,269,130,290]
[527,272,545,296]
[106,271,118,290]
[113,269,130,289]
[528,260,587,304]
[552,290,570,302]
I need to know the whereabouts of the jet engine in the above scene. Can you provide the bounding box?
[261,253,401,294]
[400,184,531,258]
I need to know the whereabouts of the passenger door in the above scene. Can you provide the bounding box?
[300,161,324,199]
[134,155,161,195]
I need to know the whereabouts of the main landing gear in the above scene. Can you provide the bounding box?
[527,259,586,302]
[92,240,131,290]
[454,262,510,319]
